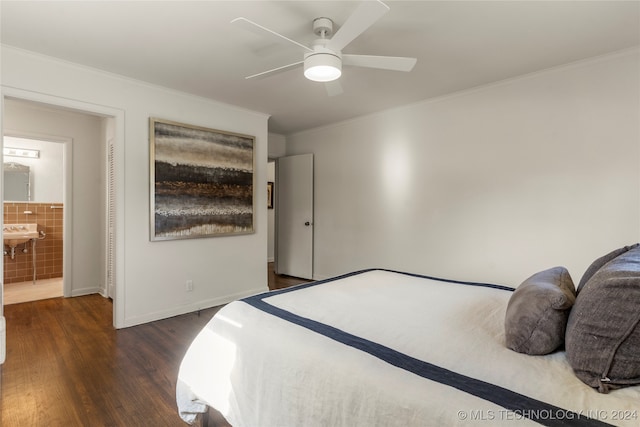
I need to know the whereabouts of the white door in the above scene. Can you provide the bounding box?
[276,154,313,279]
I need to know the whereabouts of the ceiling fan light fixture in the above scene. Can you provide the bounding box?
[304,53,342,82]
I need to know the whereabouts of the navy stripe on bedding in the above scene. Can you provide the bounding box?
[242,269,611,427]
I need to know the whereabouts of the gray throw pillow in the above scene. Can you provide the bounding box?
[576,243,639,293]
[566,244,640,393]
[505,267,576,355]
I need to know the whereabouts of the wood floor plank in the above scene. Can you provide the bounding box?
[1,295,216,426]
[1,265,310,426]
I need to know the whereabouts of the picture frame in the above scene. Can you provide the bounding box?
[149,117,255,241]
[267,182,274,209]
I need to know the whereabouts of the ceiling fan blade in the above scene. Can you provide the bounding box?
[231,17,312,53]
[245,61,304,80]
[327,0,389,52]
[342,54,417,72]
[324,80,344,97]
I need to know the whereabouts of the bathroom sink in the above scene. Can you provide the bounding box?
[3,223,39,247]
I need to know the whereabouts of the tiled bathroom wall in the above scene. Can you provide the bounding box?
[3,202,63,284]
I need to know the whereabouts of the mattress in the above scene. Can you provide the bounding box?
[177,269,640,426]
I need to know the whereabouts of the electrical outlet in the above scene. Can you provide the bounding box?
[186,280,194,292]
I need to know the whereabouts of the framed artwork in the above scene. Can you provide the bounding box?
[267,182,274,209]
[149,118,255,241]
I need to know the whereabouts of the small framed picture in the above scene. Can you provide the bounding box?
[267,182,274,209]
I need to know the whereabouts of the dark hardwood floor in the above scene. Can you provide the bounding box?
[267,262,311,290]
[0,264,309,426]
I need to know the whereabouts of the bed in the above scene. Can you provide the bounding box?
[177,253,640,426]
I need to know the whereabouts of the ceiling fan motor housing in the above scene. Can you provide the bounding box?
[312,17,334,37]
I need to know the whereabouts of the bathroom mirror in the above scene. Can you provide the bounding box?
[4,162,32,201]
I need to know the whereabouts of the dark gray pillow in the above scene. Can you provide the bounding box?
[566,245,640,393]
[505,267,576,355]
[577,243,639,293]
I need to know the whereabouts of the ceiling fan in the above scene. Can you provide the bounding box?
[231,0,417,95]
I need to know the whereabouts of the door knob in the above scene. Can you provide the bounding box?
[304,221,311,226]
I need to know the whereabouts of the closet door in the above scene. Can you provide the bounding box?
[275,154,313,279]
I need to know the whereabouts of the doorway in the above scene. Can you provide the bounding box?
[267,160,276,264]
[274,153,314,280]
[0,92,124,328]
[2,135,67,304]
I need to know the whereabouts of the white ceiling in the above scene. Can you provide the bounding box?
[1,1,639,135]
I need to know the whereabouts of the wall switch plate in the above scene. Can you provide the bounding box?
[186,280,194,292]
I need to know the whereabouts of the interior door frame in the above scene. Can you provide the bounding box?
[1,87,126,329]
[2,131,73,297]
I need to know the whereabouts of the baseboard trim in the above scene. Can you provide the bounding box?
[120,286,267,328]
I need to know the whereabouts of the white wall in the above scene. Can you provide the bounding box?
[267,133,286,263]
[268,132,287,159]
[2,46,270,327]
[287,49,640,286]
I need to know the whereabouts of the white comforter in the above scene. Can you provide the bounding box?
[177,270,640,426]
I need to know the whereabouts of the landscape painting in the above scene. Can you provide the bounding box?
[150,118,255,240]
